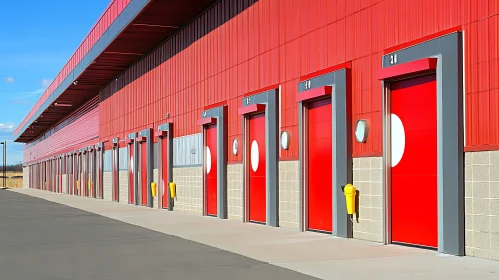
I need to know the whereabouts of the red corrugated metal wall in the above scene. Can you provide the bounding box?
[95,0,496,159]
[24,97,100,163]
[15,0,131,136]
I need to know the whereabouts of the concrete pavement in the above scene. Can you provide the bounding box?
[5,188,499,279]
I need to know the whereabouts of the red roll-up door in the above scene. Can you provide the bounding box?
[71,156,75,195]
[114,149,119,202]
[97,151,103,199]
[128,145,134,204]
[206,125,218,216]
[74,158,77,194]
[141,143,147,206]
[308,98,333,232]
[58,159,62,193]
[88,153,93,197]
[82,154,87,197]
[391,74,438,248]
[160,137,169,209]
[249,114,266,223]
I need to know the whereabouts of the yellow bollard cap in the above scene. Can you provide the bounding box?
[343,184,356,195]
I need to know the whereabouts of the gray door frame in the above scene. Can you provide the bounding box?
[378,31,464,255]
[199,105,228,219]
[157,122,174,211]
[138,128,154,208]
[297,68,352,237]
[127,132,138,205]
[238,88,279,227]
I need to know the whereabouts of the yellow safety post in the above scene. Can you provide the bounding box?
[169,182,176,199]
[151,182,157,197]
[88,180,91,194]
[343,184,356,215]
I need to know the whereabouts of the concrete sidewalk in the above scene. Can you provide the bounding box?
[11,188,499,279]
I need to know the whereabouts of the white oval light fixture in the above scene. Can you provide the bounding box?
[391,113,405,167]
[355,119,369,143]
[206,146,212,174]
[281,131,290,150]
[251,140,259,172]
[232,138,239,156]
[130,156,134,173]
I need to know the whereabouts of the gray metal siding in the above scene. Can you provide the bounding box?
[153,142,158,169]
[119,147,128,170]
[173,133,202,167]
[103,150,112,172]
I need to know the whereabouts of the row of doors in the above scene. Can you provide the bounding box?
[28,149,105,200]
[28,74,437,249]
[122,137,170,209]
[202,74,438,249]
[67,151,102,198]
[29,158,63,193]
[204,107,331,227]
[204,114,267,223]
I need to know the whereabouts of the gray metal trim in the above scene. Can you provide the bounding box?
[298,103,304,231]
[83,149,88,197]
[128,132,139,206]
[113,138,120,202]
[98,142,105,199]
[90,146,97,199]
[380,32,464,255]
[240,89,279,227]
[139,128,154,208]
[14,0,150,140]
[297,68,352,238]
[67,156,70,194]
[201,105,228,219]
[382,80,391,245]
[158,122,174,211]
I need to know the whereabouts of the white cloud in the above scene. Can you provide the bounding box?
[0,123,15,132]
[2,78,53,105]
[5,77,14,83]
[41,79,52,88]
[3,88,45,96]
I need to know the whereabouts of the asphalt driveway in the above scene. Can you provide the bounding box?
[0,190,316,279]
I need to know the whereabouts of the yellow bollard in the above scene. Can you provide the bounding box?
[169,182,176,199]
[151,182,157,197]
[343,184,357,215]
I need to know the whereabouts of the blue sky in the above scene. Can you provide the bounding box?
[0,0,109,164]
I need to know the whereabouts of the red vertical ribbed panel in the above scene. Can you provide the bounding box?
[22,0,498,160]
[24,97,99,162]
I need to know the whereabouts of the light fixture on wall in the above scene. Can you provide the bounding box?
[232,138,239,156]
[280,131,290,150]
[54,102,72,107]
[355,119,369,143]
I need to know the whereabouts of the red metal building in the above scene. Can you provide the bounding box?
[18,0,499,261]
